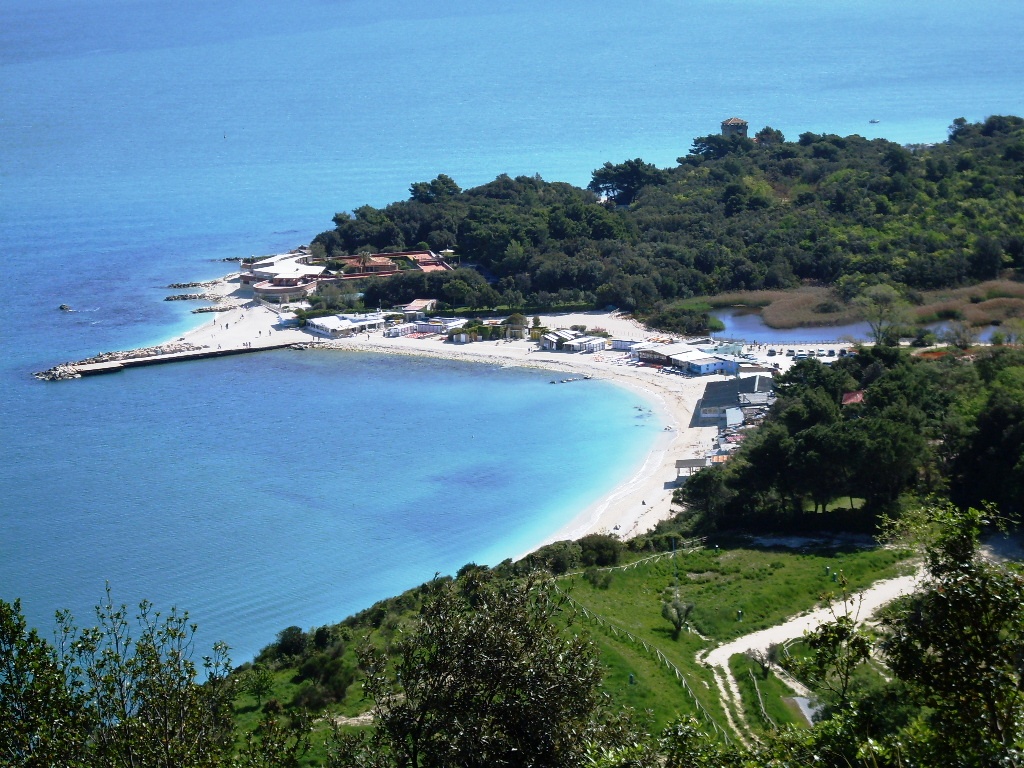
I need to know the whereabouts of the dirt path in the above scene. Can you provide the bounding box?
[699,571,921,726]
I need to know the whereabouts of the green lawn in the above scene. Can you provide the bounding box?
[559,543,912,739]
[728,653,808,734]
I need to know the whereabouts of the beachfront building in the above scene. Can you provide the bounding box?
[240,249,313,285]
[687,354,744,376]
[632,340,747,375]
[667,347,713,369]
[539,329,581,350]
[385,322,418,338]
[635,341,696,365]
[306,312,387,338]
[676,457,711,478]
[251,264,326,302]
[415,318,465,335]
[611,338,643,351]
[563,336,608,353]
[239,250,327,302]
[697,375,774,421]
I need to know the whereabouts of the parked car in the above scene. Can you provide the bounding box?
[785,349,795,356]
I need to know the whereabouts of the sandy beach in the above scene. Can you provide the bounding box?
[108,271,859,556]
[156,275,730,552]
[44,270,862,556]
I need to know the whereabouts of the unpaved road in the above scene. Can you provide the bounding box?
[700,571,921,737]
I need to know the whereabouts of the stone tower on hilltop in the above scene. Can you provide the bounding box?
[721,117,748,138]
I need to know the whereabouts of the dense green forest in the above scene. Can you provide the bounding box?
[310,115,1024,331]
[682,345,1024,531]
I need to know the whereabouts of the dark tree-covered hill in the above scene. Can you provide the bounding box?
[311,116,1024,322]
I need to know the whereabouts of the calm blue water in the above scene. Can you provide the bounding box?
[3,0,1022,660]
[711,309,875,344]
[710,309,1000,344]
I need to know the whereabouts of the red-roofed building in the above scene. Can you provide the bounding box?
[340,255,397,274]
[841,390,865,406]
[336,250,453,280]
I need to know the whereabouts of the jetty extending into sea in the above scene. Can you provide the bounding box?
[36,342,296,380]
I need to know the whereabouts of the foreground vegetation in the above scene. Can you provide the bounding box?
[3,504,1020,766]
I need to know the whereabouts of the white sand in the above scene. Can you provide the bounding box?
[166,282,723,552]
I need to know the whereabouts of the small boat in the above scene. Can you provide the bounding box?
[59,304,73,311]
[869,119,880,124]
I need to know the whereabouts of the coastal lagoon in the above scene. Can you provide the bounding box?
[709,308,1000,345]
[3,0,1023,658]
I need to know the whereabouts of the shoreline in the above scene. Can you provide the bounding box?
[43,272,725,554]
[309,329,721,556]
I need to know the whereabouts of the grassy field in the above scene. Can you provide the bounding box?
[558,543,912,738]
[729,653,809,734]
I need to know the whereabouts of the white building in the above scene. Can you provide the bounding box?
[414,318,465,335]
[563,336,608,353]
[306,312,386,338]
[539,329,581,350]
[385,322,418,338]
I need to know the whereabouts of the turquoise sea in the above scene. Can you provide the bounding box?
[3,0,1023,660]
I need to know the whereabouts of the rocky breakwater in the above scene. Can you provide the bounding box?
[167,281,219,289]
[165,293,223,302]
[33,342,207,381]
[36,363,83,380]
